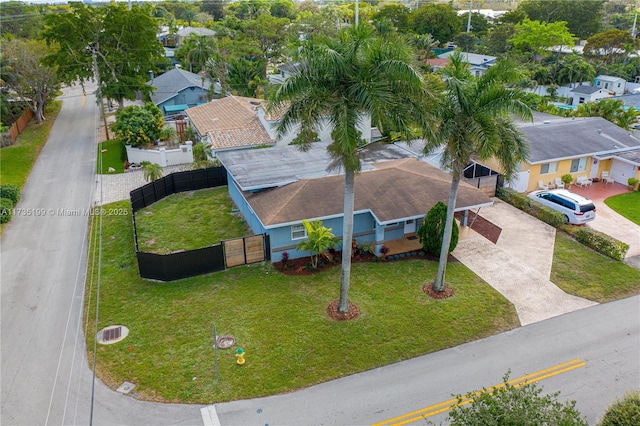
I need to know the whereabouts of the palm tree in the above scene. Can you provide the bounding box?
[143,162,163,182]
[270,26,426,313]
[425,52,532,293]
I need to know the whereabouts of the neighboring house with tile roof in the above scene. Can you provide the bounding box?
[217,142,493,262]
[509,114,640,192]
[148,67,220,116]
[185,94,372,152]
[185,95,275,151]
[569,85,611,106]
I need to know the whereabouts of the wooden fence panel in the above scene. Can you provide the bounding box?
[224,238,247,267]
[244,235,266,264]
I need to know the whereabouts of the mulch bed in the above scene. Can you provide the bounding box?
[326,300,361,321]
[422,283,455,299]
[455,211,502,244]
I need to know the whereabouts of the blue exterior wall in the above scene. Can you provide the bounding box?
[158,87,208,110]
[225,174,422,263]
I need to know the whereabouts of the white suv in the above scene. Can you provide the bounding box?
[528,189,596,224]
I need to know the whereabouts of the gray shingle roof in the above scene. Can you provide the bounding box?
[148,68,211,105]
[518,117,640,163]
[570,85,602,95]
[217,142,413,191]
[243,158,492,227]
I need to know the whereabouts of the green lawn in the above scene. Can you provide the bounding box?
[551,232,640,302]
[134,187,250,253]
[97,139,124,174]
[1,102,62,235]
[604,191,640,225]
[0,102,61,187]
[86,200,520,404]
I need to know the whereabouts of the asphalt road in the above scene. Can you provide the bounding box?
[1,85,638,426]
[0,86,202,426]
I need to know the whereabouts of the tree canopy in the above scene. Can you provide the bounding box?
[517,0,605,40]
[409,4,460,43]
[583,29,638,64]
[509,18,576,59]
[41,3,166,108]
[0,38,60,123]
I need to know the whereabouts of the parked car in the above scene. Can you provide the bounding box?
[528,189,596,224]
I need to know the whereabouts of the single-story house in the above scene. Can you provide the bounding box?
[185,95,275,151]
[595,75,626,96]
[569,85,611,106]
[148,67,220,117]
[437,51,496,76]
[511,114,640,192]
[216,142,493,262]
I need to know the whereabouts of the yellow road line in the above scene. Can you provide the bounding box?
[372,358,586,426]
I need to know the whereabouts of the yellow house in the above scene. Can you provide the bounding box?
[511,115,640,192]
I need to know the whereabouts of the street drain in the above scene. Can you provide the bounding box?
[97,325,129,345]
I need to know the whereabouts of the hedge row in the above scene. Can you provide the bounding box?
[497,187,629,261]
[0,184,20,224]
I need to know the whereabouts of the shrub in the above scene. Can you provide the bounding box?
[0,198,13,223]
[562,174,573,185]
[599,391,640,426]
[417,201,459,256]
[280,251,289,270]
[448,372,587,425]
[142,163,163,182]
[570,226,629,261]
[0,184,20,206]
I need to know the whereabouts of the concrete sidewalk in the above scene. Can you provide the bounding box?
[454,199,597,326]
[94,165,186,206]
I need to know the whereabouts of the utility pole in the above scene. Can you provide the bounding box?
[632,14,637,39]
[466,0,472,33]
[355,0,359,27]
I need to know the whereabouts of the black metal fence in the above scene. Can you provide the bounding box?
[130,167,268,282]
[130,167,228,212]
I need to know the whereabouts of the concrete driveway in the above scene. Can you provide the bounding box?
[570,182,640,268]
[453,199,597,326]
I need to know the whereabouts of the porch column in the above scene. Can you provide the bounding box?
[375,224,385,255]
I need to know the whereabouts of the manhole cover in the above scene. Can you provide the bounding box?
[216,335,235,349]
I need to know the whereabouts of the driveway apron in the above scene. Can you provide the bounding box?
[453,199,597,326]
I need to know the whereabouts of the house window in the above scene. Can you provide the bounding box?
[291,224,306,240]
[578,97,586,104]
[540,162,558,175]
[570,157,588,173]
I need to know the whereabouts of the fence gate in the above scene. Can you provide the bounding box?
[223,235,266,268]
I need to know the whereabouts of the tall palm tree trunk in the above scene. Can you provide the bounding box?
[433,171,461,292]
[338,171,355,312]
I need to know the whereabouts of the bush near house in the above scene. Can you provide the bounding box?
[497,187,628,260]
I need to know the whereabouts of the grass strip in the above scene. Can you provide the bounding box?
[97,139,124,174]
[551,232,640,302]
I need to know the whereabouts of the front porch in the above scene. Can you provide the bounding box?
[383,233,423,256]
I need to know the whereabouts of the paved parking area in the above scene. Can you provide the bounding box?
[570,182,640,267]
[455,199,597,326]
[94,165,186,206]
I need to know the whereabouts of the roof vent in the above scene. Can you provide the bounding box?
[598,129,602,134]
[543,120,550,124]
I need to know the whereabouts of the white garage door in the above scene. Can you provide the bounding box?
[610,160,636,184]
